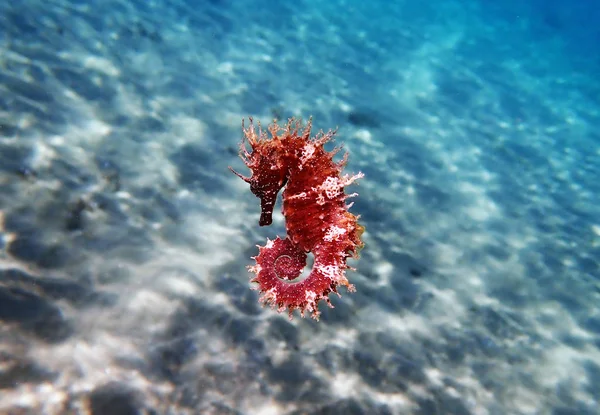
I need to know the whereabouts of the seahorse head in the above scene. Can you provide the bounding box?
[230,120,288,226]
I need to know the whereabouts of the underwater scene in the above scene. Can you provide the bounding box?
[1,0,599,414]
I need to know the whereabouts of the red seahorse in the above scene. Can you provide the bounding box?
[230,117,364,320]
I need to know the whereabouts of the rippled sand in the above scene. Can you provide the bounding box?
[1,1,599,414]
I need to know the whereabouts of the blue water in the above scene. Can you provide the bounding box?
[0,0,599,414]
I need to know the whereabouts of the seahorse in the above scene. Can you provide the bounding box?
[230,117,365,320]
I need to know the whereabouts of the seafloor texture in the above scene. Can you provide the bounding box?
[1,0,599,414]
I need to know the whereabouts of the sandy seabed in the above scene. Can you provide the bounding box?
[0,1,599,414]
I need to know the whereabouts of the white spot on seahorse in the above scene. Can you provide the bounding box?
[318,264,341,281]
[321,177,342,199]
[261,287,278,304]
[312,172,364,205]
[305,290,318,304]
[287,191,307,200]
[248,264,262,274]
[324,225,347,242]
[300,143,316,168]
[312,176,341,205]
[315,193,326,205]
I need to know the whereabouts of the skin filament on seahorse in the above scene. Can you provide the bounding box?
[230,117,365,320]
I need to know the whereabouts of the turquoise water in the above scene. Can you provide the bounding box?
[0,0,599,414]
